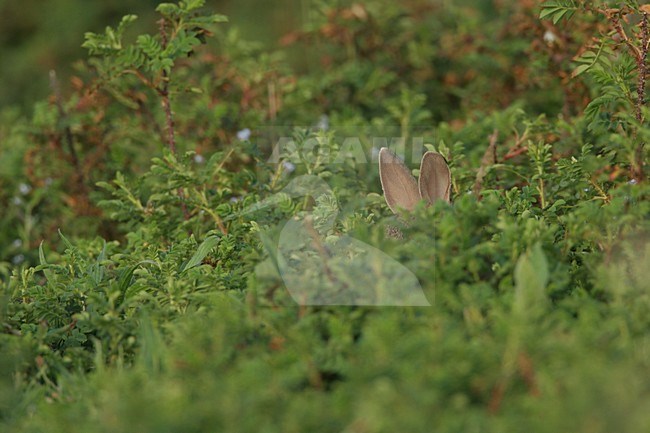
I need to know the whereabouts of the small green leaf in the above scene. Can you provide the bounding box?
[58,229,75,250]
[88,241,107,285]
[117,14,138,33]
[208,14,228,23]
[181,235,221,272]
[513,243,549,317]
[38,241,55,284]
[552,9,569,24]
[156,3,181,16]
[182,0,206,12]
[539,6,561,20]
[572,63,591,78]
[116,260,158,306]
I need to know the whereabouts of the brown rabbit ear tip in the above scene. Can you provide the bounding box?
[378,147,391,159]
[422,150,448,163]
[378,146,421,213]
[418,150,452,204]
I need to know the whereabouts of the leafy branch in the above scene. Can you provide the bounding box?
[82,0,227,154]
[540,1,648,182]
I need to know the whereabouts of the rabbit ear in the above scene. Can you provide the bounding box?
[418,151,451,204]
[379,147,421,213]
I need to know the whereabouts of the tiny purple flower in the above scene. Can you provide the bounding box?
[237,128,251,141]
[282,161,296,173]
[543,30,557,44]
[18,183,31,195]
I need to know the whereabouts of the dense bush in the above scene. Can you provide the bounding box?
[1,0,649,432]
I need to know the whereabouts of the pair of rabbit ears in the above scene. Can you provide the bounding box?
[379,147,451,213]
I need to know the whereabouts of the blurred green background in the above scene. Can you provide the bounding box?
[0,0,303,111]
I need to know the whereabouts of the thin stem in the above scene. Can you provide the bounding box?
[636,13,648,125]
[199,204,228,234]
[157,18,189,220]
[49,70,81,175]
[599,7,646,182]
[158,18,176,155]
[538,176,546,209]
[634,12,648,182]
[119,69,156,89]
[161,83,176,154]
[602,8,642,63]
[589,178,610,203]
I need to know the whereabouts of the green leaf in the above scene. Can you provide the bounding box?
[208,14,228,23]
[88,241,107,286]
[156,3,181,17]
[38,241,55,284]
[58,229,75,250]
[117,14,138,33]
[182,0,205,12]
[181,235,221,272]
[513,243,549,318]
[572,63,591,78]
[539,1,576,23]
[539,6,562,20]
[552,9,569,24]
[116,260,159,306]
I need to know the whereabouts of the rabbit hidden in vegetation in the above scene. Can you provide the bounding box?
[378,147,451,238]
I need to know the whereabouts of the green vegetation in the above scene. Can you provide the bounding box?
[1,0,649,431]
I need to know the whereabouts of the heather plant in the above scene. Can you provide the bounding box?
[1,1,650,432]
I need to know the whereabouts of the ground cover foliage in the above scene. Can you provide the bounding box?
[0,0,649,431]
